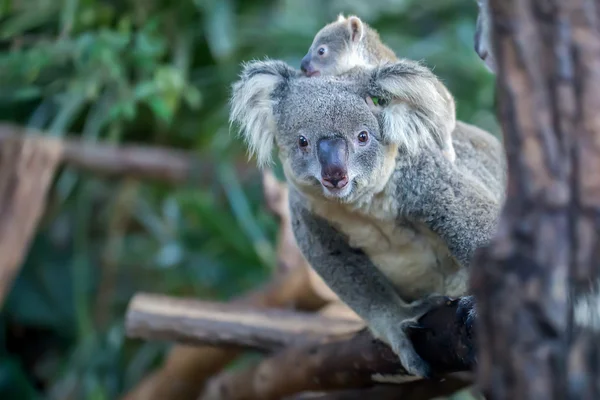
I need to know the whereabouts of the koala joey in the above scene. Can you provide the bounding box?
[230,58,506,377]
[301,14,457,164]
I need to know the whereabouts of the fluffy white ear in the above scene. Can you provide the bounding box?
[336,13,346,23]
[230,60,295,168]
[369,60,455,157]
[347,16,365,43]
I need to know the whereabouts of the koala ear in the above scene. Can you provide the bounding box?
[347,16,364,43]
[230,60,295,168]
[336,13,346,23]
[369,60,455,156]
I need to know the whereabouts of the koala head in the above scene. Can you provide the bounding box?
[230,59,453,204]
[300,14,367,77]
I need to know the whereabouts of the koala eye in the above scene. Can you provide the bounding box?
[357,131,369,145]
[317,47,327,56]
[298,135,309,148]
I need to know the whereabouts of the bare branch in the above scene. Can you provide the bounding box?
[0,136,61,306]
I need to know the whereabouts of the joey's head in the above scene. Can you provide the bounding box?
[230,59,454,204]
[300,14,369,77]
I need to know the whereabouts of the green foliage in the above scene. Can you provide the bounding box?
[0,0,495,398]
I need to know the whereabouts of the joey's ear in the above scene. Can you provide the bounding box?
[369,61,455,156]
[347,16,364,43]
[230,60,296,168]
[336,13,346,23]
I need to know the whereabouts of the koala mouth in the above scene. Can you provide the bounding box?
[304,70,320,77]
[320,178,353,200]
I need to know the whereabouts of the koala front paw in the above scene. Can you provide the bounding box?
[392,320,433,378]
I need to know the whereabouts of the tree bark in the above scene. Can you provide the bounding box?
[125,293,363,351]
[0,123,245,186]
[471,0,600,399]
[282,381,475,400]
[195,298,474,400]
[0,136,61,306]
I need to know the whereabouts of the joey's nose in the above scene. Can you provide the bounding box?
[300,56,311,74]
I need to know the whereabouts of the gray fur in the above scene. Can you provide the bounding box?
[301,14,457,162]
[230,58,505,377]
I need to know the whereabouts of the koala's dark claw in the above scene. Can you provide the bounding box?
[456,295,476,337]
[455,295,477,365]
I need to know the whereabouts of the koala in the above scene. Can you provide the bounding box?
[230,58,506,377]
[300,14,457,163]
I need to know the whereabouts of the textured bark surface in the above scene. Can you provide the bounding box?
[0,136,62,307]
[471,0,600,398]
[196,299,474,400]
[126,293,364,350]
[282,381,474,400]
[0,123,224,185]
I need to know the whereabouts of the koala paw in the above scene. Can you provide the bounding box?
[408,294,453,318]
[456,295,476,336]
[387,320,432,378]
[456,295,478,365]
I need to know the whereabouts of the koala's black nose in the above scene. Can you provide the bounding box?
[317,137,349,189]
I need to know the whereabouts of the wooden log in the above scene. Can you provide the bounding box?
[283,379,474,400]
[472,0,600,399]
[125,293,363,350]
[0,123,221,185]
[123,293,473,400]
[0,135,62,307]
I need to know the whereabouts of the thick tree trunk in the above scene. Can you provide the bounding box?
[472,0,600,399]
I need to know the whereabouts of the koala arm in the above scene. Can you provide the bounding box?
[288,188,411,319]
[288,187,447,377]
[397,149,501,268]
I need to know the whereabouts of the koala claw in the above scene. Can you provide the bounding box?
[389,320,432,378]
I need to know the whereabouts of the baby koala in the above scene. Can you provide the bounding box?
[301,14,456,163]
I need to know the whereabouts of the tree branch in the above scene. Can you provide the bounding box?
[0,135,61,306]
[125,293,363,351]
[0,123,235,185]
[123,291,474,400]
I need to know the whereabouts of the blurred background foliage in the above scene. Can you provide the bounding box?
[0,0,496,398]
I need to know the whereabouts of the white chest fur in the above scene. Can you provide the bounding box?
[309,193,467,301]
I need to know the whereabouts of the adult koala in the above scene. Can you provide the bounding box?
[230,59,506,377]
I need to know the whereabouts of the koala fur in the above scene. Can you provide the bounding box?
[300,14,457,163]
[230,58,506,377]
